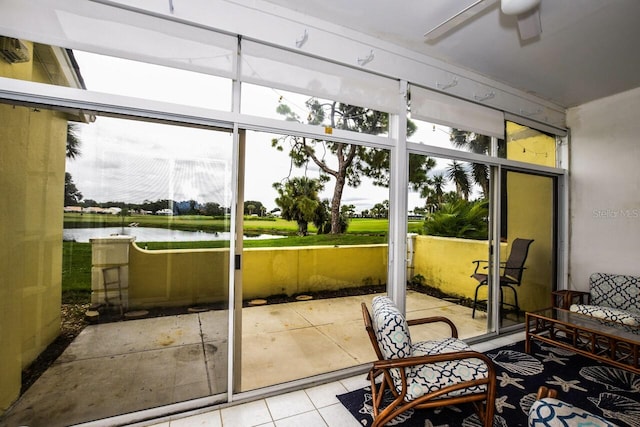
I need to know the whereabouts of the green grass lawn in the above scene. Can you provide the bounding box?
[64,213,423,235]
[62,213,424,303]
[62,242,93,303]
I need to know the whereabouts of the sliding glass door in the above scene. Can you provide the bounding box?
[237,127,389,391]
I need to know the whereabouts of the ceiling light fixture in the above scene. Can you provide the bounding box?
[424,0,542,42]
[501,0,541,15]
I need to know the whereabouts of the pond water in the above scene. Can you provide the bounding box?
[63,227,286,243]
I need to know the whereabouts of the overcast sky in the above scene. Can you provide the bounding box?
[66,51,459,213]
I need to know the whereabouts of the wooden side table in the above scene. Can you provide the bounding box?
[551,290,590,310]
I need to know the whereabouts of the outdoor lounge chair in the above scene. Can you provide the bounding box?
[471,238,534,318]
[362,296,497,427]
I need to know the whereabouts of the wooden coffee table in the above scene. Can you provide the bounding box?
[525,307,640,373]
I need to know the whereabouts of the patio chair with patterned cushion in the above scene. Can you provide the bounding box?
[362,296,497,427]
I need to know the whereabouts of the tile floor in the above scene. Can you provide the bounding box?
[141,332,524,427]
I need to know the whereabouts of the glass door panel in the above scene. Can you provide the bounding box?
[407,153,492,340]
[66,115,233,413]
[239,129,388,391]
[2,100,234,425]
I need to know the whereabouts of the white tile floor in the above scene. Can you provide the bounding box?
[143,332,524,427]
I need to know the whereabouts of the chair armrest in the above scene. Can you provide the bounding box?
[407,316,458,338]
[471,260,488,274]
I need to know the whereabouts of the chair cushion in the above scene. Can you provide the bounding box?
[405,338,488,402]
[371,296,412,359]
[528,397,617,427]
[589,272,640,315]
[570,304,640,326]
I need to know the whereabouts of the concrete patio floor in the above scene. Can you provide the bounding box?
[1,291,487,427]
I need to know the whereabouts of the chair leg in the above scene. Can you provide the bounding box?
[472,281,486,318]
[506,284,519,316]
[498,285,520,318]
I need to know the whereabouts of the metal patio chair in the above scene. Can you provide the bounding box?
[471,238,534,318]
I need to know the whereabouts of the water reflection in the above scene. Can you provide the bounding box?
[63,227,285,243]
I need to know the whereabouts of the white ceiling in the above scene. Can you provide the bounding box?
[262,0,640,108]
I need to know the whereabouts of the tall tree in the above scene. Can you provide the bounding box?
[272,98,431,234]
[273,176,324,236]
[64,172,83,206]
[201,202,225,217]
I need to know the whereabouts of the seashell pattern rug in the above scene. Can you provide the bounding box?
[337,340,640,426]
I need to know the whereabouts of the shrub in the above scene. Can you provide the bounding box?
[423,199,488,240]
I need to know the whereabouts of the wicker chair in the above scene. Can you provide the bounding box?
[362,296,496,427]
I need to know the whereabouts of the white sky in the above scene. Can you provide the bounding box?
[66,51,466,213]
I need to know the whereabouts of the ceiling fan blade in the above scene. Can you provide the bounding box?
[424,0,498,41]
[516,8,542,40]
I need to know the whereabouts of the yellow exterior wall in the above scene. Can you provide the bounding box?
[128,244,230,307]
[505,121,557,312]
[127,232,547,311]
[0,41,67,413]
[125,244,387,306]
[411,236,504,300]
[505,172,555,311]
[243,245,387,298]
[506,121,556,167]
[411,233,551,312]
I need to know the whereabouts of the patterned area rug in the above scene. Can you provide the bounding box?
[337,340,640,426]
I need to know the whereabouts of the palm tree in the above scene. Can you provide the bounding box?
[449,129,500,197]
[66,123,81,159]
[273,176,324,236]
[446,161,471,200]
[431,174,446,205]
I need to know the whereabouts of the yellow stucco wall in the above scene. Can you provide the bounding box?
[125,243,387,306]
[505,121,556,311]
[243,245,388,298]
[412,231,552,313]
[506,121,556,167]
[505,172,555,311]
[128,244,230,307]
[411,236,502,300]
[0,40,68,414]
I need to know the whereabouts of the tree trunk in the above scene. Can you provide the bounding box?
[330,175,346,234]
[297,220,308,236]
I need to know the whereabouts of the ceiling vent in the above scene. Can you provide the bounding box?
[0,37,30,64]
